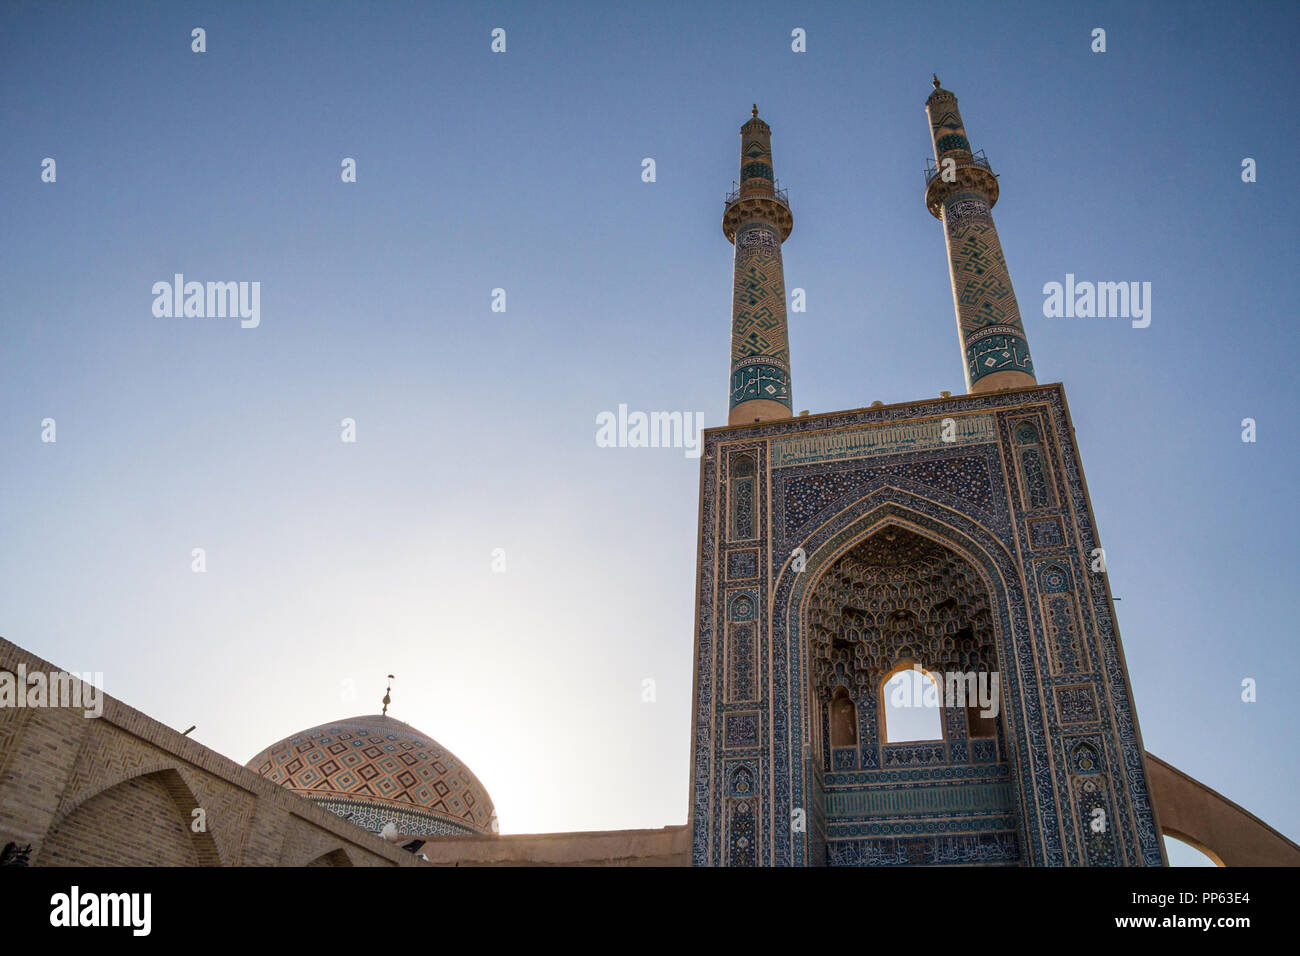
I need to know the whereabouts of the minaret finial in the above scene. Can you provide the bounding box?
[932,74,941,90]
[381,674,394,715]
[752,103,758,119]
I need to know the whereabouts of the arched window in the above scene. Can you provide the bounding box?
[828,686,857,748]
[881,665,943,743]
[965,684,998,738]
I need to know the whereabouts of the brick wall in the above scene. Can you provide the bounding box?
[0,637,419,868]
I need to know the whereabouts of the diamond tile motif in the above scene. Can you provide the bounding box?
[246,714,495,836]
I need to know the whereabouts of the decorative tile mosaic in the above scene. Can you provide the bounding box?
[1028,517,1065,550]
[247,714,495,836]
[691,385,1164,867]
[1054,683,1100,724]
[727,549,759,580]
[724,712,760,749]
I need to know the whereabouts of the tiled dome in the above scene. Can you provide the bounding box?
[247,714,496,837]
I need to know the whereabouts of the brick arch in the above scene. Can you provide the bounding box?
[55,756,188,827]
[38,767,222,866]
[1145,753,1300,867]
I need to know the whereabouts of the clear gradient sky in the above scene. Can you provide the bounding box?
[2,2,1296,864]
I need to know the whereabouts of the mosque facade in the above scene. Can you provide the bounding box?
[0,82,1297,868]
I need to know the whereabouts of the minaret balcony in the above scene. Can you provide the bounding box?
[923,150,999,218]
[725,184,789,208]
[924,150,992,187]
[723,182,793,241]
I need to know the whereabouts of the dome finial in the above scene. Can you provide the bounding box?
[381,674,394,715]
[932,73,941,90]
[752,103,758,119]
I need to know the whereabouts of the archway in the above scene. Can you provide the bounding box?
[805,524,1003,773]
[38,768,221,866]
[798,520,1020,865]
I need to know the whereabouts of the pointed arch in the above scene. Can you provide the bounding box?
[38,767,221,866]
[827,685,858,748]
[768,485,1043,866]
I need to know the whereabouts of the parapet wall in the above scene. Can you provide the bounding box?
[413,825,690,866]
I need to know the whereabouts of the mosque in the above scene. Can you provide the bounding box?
[1,80,1296,867]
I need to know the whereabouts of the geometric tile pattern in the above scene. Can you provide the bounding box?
[925,83,1036,390]
[936,133,970,153]
[727,112,793,413]
[726,622,757,702]
[946,211,1034,385]
[247,714,495,836]
[731,250,790,364]
[311,798,478,837]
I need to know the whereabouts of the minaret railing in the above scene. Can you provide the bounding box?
[724,181,789,209]
[924,150,992,187]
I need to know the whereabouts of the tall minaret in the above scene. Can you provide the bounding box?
[924,77,1036,393]
[723,106,795,425]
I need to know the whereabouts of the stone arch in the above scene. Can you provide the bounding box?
[38,767,221,866]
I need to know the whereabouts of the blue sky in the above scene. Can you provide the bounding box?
[1,1,1295,864]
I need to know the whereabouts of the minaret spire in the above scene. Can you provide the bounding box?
[924,79,1037,393]
[723,107,795,425]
